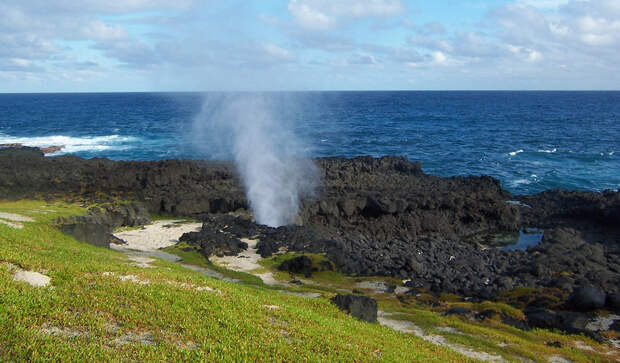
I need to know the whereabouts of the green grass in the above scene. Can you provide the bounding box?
[1,200,471,362]
[378,293,617,362]
[161,243,267,287]
[256,252,619,363]
[258,252,402,294]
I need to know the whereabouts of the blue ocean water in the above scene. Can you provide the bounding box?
[0,91,618,195]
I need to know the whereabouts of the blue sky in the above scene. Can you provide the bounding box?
[1,0,619,92]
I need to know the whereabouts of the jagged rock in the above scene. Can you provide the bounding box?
[39,145,64,154]
[569,285,606,311]
[606,293,620,312]
[56,203,151,248]
[277,256,313,278]
[330,294,377,322]
[524,308,601,340]
[446,307,471,316]
[179,223,248,259]
[1,148,619,319]
[59,219,113,248]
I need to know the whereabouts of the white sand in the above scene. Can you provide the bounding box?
[112,220,202,251]
[0,212,35,229]
[0,212,35,222]
[210,238,284,287]
[13,269,51,287]
[0,220,24,228]
[548,355,572,363]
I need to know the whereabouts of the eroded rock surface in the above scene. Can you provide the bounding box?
[2,148,619,316]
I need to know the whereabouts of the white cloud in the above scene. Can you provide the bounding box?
[432,51,446,64]
[262,43,296,62]
[81,20,130,41]
[518,0,573,10]
[288,0,403,30]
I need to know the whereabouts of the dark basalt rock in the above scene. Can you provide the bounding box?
[59,219,113,248]
[2,147,619,326]
[606,293,620,312]
[56,203,151,248]
[569,285,607,311]
[446,307,471,316]
[0,147,246,216]
[524,308,602,341]
[179,222,248,259]
[277,256,313,278]
[330,294,377,322]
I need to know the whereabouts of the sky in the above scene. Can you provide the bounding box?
[1,0,619,92]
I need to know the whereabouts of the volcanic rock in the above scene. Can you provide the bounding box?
[330,294,377,322]
[180,222,248,259]
[277,256,313,278]
[606,293,620,312]
[569,285,606,311]
[56,202,150,248]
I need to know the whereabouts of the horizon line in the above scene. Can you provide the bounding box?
[1,89,620,95]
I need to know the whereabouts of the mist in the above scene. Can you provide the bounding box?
[191,93,318,227]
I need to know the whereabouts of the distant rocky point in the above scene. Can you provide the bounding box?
[0,143,63,155]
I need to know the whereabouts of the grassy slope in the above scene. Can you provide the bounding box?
[254,251,619,362]
[0,200,469,362]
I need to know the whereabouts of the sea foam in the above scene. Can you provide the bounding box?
[0,134,138,154]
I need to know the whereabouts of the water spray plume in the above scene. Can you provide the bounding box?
[192,93,318,227]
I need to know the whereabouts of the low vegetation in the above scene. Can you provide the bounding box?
[1,200,470,362]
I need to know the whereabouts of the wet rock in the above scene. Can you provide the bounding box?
[330,294,377,322]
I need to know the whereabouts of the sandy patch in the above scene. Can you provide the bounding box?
[127,255,155,268]
[0,212,35,222]
[113,332,155,346]
[12,269,51,287]
[41,324,85,338]
[0,211,34,228]
[573,340,594,351]
[0,220,24,228]
[168,280,217,293]
[548,355,572,363]
[355,281,388,293]
[210,238,285,287]
[112,220,202,251]
[436,326,463,334]
[377,311,505,362]
[112,221,317,295]
[102,272,149,285]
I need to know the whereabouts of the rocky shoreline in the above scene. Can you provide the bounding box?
[1,146,619,338]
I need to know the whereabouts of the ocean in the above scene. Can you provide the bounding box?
[0,91,618,195]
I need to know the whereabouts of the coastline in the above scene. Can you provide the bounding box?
[1,146,619,343]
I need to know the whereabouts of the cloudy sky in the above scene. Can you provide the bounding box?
[1,0,619,92]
